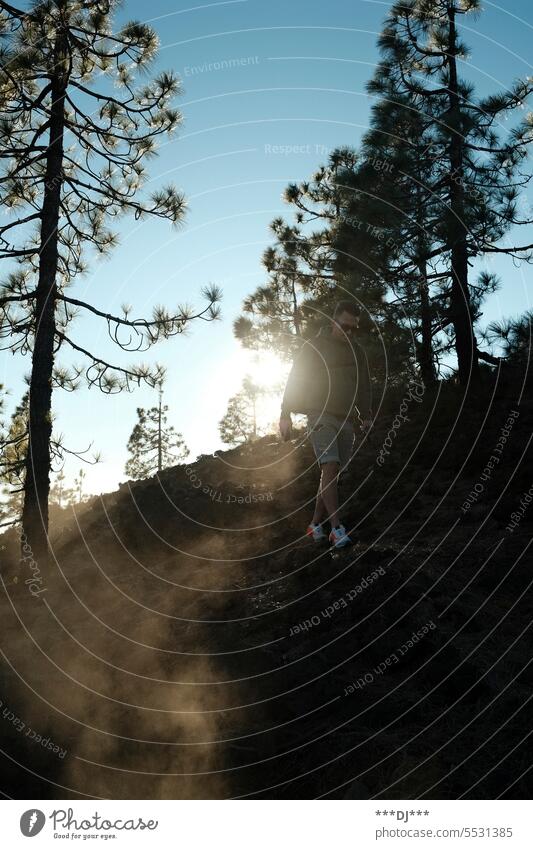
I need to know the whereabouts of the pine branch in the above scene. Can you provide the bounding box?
[55,330,163,392]
[0,291,36,306]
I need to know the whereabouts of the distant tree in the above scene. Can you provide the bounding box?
[0,0,220,561]
[125,386,189,479]
[0,392,28,524]
[218,377,265,445]
[0,390,97,521]
[49,469,67,507]
[0,383,5,525]
[72,467,86,503]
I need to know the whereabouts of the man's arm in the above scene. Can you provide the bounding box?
[280,341,312,416]
[279,341,312,439]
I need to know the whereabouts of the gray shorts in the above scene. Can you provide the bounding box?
[306,412,354,467]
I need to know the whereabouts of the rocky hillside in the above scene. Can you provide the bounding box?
[1,371,532,799]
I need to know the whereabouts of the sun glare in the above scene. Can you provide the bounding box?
[209,346,291,437]
[247,350,291,432]
[246,350,290,390]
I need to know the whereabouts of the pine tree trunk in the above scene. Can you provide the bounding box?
[291,277,301,336]
[21,35,67,563]
[417,260,437,387]
[414,180,437,388]
[157,394,163,472]
[447,4,480,386]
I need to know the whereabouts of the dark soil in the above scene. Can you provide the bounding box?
[1,372,532,799]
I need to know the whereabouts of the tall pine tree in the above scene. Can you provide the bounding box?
[0,1,220,559]
[234,148,411,387]
[372,0,533,385]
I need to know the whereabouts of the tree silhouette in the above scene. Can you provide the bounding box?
[234,150,381,358]
[335,98,444,386]
[72,466,85,502]
[125,385,189,479]
[0,1,220,559]
[234,149,411,388]
[49,468,67,507]
[373,0,533,384]
[235,3,533,390]
[483,311,533,365]
[0,388,98,521]
[218,377,265,446]
[1,392,27,519]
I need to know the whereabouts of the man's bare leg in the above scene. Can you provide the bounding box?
[312,461,341,528]
[311,483,327,525]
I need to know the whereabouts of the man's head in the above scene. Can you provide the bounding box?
[331,300,360,341]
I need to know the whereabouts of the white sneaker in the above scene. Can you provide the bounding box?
[329,525,353,548]
[306,522,327,542]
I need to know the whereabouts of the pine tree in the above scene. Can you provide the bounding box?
[0,387,97,522]
[49,469,66,507]
[372,0,533,385]
[0,384,10,529]
[125,385,189,479]
[234,150,361,357]
[234,238,304,359]
[483,311,533,365]
[333,96,444,386]
[0,1,221,560]
[72,467,86,502]
[0,391,28,524]
[234,149,412,387]
[218,377,265,446]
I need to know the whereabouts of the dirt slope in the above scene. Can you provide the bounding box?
[1,375,532,799]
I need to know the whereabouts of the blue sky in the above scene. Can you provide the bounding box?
[2,0,533,495]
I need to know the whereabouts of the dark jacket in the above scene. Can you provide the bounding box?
[280,326,372,419]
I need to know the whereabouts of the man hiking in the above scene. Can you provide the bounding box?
[279,300,373,549]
